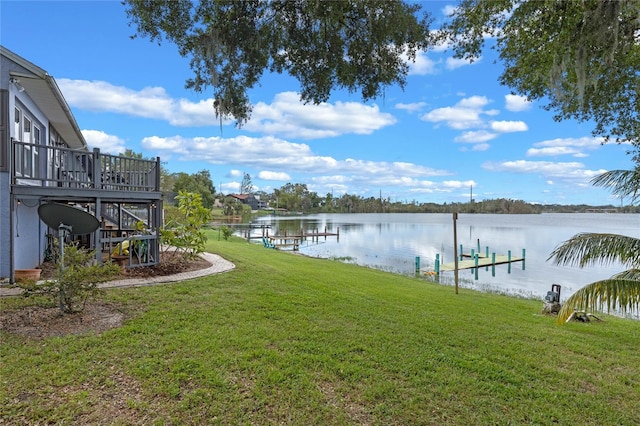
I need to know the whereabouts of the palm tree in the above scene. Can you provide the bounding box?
[548,166,640,323]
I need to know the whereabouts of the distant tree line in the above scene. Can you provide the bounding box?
[253,183,640,214]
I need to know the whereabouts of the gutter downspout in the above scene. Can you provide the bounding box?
[9,138,15,283]
[9,193,14,284]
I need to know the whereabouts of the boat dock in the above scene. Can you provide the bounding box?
[420,243,526,280]
[438,252,525,272]
[257,227,340,251]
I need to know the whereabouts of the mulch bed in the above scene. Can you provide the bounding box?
[1,252,212,339]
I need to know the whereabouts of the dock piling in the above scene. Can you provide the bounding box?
[474,254,479,280]
[491,252,496,277]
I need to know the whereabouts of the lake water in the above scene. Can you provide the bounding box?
[251,213,640,300]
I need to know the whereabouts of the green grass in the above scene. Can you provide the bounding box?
[1,230,639,424]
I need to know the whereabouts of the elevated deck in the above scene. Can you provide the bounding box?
[11,141,161,200]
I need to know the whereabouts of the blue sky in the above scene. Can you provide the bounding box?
[1,1,634,205]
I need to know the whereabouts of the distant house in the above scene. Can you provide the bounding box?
[0,46,162,283]
[228,193,267,210]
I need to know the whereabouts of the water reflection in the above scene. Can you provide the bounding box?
[253,213,640,299]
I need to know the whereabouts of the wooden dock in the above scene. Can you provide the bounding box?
[269,236,300,251]
[256,226,340,250]
[438,254,524,272]
[420,246,526,280]
[265,227,340,242]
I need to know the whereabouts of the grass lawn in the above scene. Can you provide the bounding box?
[1,229,639,425]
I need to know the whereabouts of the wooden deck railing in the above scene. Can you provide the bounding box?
[11,141,160,192]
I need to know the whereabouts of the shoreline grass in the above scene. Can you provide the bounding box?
[1,230,639,424]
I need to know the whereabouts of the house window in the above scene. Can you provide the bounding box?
[32,123,41,178]
[14,108,21,173]
[23,117,32,175]
[13,107,40,178]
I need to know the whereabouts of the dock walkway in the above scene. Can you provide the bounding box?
[438,254,524,272]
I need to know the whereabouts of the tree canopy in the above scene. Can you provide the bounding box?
[172,169,216,208]
[123,0,431,125]
[440,0,640,146]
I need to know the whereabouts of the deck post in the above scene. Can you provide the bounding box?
[474,254,479,280]
[93,148,101,189]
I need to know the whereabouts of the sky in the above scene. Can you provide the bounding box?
[1,1,634,206]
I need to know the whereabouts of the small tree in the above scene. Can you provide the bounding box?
[240,172,254,195]
[222,197,243,216]
[19,244,121,314]
[160,191,210,260]
[220,225,233,241]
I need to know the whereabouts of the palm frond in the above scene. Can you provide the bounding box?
[590,168,640,204]
[557,278,640,323]
[612,268,640,281]
[548,233,640,268]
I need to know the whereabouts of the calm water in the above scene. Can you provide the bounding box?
[252,213,640,300]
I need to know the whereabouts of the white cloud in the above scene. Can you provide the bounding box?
[222,181,241,192]
[472,143,490,151]
[458,96,489,109]
[442,180,476,189]
[58,79,219,127]
[446,56,479,70]
[245,92,397,139]
[228,170,243,178]
[490,120,528,133]
[258,171,290,181]
[395,102,427,113]
[504,94,532,112]
[421,95,492,129]
[455,130,497,143]
[82,130,126,154]
[483,160,607,182]
[60,81,395,140]
[526,136,605,157]
[527,147,582,157]
[142,134,451,186]
[406,51,439,75]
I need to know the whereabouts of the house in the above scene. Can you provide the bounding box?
[227,193,267,211]
[0,46,162,283]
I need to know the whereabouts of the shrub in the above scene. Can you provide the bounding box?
[221,225,233,240]
[19,244,121,314]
